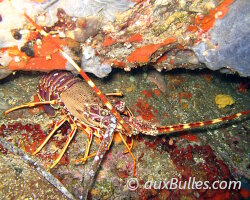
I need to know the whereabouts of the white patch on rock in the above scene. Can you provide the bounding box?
[81,46,112,78]
[89,169,95,177]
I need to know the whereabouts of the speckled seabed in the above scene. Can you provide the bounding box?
[0,69,249,199]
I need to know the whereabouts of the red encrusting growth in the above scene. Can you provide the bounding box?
[235,82,249,94]
[178,92,192,103]
[127,33,143,43]
[141,90,152,98]
[113,60,126,68]
[28,31,40,40]
[240,189,250,199]
[188,0,234,36]
[180,132,199,142]
[157,110,250,134]
[156,54,168,63]
[127,37,176,64]
[136,99,157,121]
[0,123,69,165]
[102,36,117,47]
[152,89,161,97]
[8,36,67,71]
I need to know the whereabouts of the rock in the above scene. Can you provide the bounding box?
[192,0,250,77]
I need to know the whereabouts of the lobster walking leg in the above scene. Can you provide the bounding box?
[105,91,123,97]
[75,122,97,164]
[72,152,97,165]
[32,116,67,155]
[82,130,93,164]
[118,132,136,176]
[123,136,134,154]
[5,100,58,115]
[50,116,77,169]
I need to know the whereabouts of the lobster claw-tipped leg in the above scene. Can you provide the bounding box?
[50,121,77,169]
[32,116,67,156]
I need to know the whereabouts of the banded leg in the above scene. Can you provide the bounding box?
[32,116,67,155]
[50,117,77,169]
[5,100,58,115]
[119,132,136,176]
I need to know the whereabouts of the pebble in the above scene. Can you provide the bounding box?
[0,101,9,110]
[129,76,136,82]
[21,42,35,57]
[13,30,22,40]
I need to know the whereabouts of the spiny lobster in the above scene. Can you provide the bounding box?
[5,71,250,199]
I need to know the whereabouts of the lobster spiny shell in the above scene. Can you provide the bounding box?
[60,81,109,128]
[38,71,113,129]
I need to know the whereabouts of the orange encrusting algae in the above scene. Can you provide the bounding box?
[152,89,161,97]
[127,37,176,64]
[156,54,168,63]
[34,36,66,56]
[112,60,126,68]
[102,36,117,47]
[188,0,234,34]
[127,33,143,43]
[8,36,67,71]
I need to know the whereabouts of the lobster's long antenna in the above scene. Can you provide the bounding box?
[157,110,250,134]
[10,2,132,135]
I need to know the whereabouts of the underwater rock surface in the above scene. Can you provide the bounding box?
[193,0,250,77]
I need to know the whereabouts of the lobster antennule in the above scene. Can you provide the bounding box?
[157,110,250,134]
